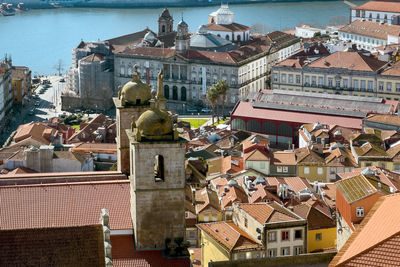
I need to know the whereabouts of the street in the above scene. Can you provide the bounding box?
[0,75,66,146]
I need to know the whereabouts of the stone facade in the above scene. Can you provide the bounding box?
[0,59,13,129]
[128,135,186,249]
[114,97,150,174]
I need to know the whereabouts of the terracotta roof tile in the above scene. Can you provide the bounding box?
[245,148,269,161]
[0,180,132,230]
[330,193,400,267]
[0,225,105,266]
[307,51,386,72]
[250,183,281,204]
[111,235,190,267]
[352,1,400,13]
[335,175,378,204]
[364,113,400,127]
[340,20,400,41]
[272,151,296,165]
[205,22,250,32]
[195,187,221,214]
[197,221,260,252]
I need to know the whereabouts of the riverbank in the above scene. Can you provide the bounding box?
[5,0,345,9]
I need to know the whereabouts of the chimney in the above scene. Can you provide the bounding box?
[100,208,113,266]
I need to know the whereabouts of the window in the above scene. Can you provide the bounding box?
[288,74,293,83]
[317,167,323,175]
[154,155,165,182]
[336,79,340,88]
[343,79,348,89]
[396,83,400,92]
[273,73,278,82]
[356,207,364,217]
[360,80,366,91]
[294,246,303,255]
[295,229,302,239]
[281,74,286,83]
[277,166,282,173]
[203,214,209,222]
[312,76,316,86]
[244,217,248,228]
[368,81,373,91]
[304,167,310,174]
[281,247,290,256]
[330,167,337,175]
[296,75,301,84]
[281,231,289,241]
[268,249,277,258]
[268,231,277,242]
[283,166,288,173]
[387,82,392,92]
[379,82,384,91]
[315,233,322,241]
[305,76,310,86]
[188,231,196,239]
[328,78,333,88]
[318,77,323,87]
[354,80,359,90]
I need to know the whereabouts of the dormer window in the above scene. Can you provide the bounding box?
[356,207,364,217]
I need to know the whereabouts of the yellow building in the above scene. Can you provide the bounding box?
[292,202,336,253]
[295,146,327,182]
[11,79,22,103]
[195,187,223,223]
[197,221,262,266]
[271,51,400,101]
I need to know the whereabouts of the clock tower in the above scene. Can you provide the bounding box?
[175,18,190,54]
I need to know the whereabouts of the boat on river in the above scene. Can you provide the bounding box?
[1,3,15,15]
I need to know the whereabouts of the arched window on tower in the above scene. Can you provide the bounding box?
[154,155,165,182]
[173,86,178,100]
[162,25,166,33]
[169,25,172,32]
[237,35,241,42]
[225,35,230,40]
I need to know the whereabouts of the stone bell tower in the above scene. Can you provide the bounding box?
[114,66,152,174]
[158,8,174,37]
[127,71,186,249]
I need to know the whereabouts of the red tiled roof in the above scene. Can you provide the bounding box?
[340,20,400,41]
[330,193,400,267]
[352,1,400,13]
[111,235,190,267]
[239,202,299,224]
[206,22,250,32]
[197,221,260,252]
[231,101,363,129]
[0,180,132,230]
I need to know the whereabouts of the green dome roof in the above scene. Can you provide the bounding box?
[136,108,173,137]
[120,68,151,106]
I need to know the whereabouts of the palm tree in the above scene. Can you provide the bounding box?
[207,86,219,125]
[215,80,229,120]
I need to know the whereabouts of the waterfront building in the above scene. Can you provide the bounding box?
[350,0,400,25]
[295,25,322,38]
[0,58,13,129]
[206,4,250,43]
[338,20,400,52]
[270,51,400,100]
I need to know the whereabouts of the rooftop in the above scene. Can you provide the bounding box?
[0,180,132,230]
[352,1,400,13]
[239,202,300,225]
[336,175,378,204]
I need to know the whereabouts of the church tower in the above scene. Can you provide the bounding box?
[127,71,186,249]
[175,18,190,54]
[114,66,152,174]
[158,8,174,37]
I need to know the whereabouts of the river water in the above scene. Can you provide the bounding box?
[0,0,366,75]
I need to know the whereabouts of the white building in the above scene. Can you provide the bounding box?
[295,25,322,38]
[339,20,400,52]
[351,1,400,25]
[206,4,250,42]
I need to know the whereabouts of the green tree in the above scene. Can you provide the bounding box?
[207,86,219,125]
[215,80,230,120]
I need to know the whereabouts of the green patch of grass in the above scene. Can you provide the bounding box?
[213,119,228,126]
[179,119,208,129]
[71,124,80,131]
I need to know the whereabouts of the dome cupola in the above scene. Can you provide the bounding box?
[119,65,151,107]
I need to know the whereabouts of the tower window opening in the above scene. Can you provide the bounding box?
[154,155,165,182]
[162,25,166,33]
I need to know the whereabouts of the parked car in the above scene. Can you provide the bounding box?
[201,108,211,113]
[59,78,65,82]
[34,100,40,106]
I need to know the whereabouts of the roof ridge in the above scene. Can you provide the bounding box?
[0,179,130,189]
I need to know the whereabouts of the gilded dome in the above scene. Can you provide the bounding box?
[120,67,151,106]
[136,108,173,137]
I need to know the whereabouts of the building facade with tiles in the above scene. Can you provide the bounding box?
[350,1,400,25]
